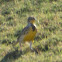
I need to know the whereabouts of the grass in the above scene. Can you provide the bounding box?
[0,0,62,62]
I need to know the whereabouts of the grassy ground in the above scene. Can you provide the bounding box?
[0,0,62,62]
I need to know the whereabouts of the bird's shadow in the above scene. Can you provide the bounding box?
[1,45,39,62]
[0,47,31,62]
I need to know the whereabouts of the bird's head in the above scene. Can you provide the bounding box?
[28,17,36,24]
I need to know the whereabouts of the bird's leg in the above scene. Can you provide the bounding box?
[30,41,33,50]
[19,41,22,52]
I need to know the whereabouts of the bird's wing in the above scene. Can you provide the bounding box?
[21,26,30,35]
[17,26,30,39]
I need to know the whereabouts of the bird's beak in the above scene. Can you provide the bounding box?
[38,20,39,24]
[35,18,39,24]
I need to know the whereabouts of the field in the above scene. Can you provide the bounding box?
[0,0,62,62]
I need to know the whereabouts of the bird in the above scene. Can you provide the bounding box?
[13,17,37,52]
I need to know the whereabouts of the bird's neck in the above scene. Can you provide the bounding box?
[28,23,35,26]
[28,23,33,26]
[28,23,37,27]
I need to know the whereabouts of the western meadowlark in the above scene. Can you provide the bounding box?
[13,17,37,51]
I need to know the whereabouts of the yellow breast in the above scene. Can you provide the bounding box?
[23,27,37,42]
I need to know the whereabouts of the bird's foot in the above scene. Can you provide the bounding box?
[31,48,38,54]
[20,48,22,54]
[20,50,22,54]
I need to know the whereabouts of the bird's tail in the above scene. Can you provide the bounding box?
[12,39,19,46]
[12,36,23,46]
